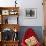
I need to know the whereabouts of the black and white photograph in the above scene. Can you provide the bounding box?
[25,8,37,19]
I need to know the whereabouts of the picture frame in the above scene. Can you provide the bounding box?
[2,10,9,15]
[9,10,18,15]
[25,8,37,19]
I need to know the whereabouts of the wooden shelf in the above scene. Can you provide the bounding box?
[0,24,20,32]
[0,7,20,46]
[2,40,19,42]
[0,7,19,10]
[0,40,19,46]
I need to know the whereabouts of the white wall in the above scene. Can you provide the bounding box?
[0,0,15,7]
[18,0,44,26]
[0,0,44,26]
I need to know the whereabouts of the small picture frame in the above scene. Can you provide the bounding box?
[25,8,37,19]
[2,10,9,15]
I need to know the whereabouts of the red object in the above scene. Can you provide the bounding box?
[21,28,41,46]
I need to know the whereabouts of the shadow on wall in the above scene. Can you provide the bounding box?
[18,26,43,44]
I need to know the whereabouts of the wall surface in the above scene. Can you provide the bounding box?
[0,0,15,7]
[0,0,44,26]
[18,0,44,26]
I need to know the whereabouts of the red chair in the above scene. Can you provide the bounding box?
[21,28,41,46]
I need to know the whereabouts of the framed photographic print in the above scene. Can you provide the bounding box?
[9,9,18,15]
[25,8,37,19]
[2,10,9,15]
